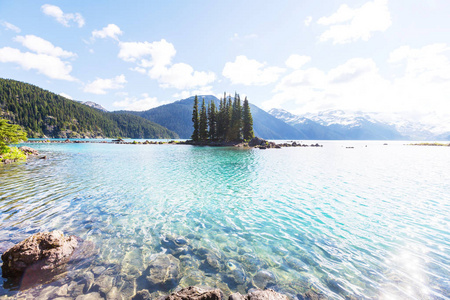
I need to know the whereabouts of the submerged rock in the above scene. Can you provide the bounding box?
[240,254,266,273]
[222,260,248,288]
[229,289,288,300]
[1,231,80,281]
[252,270,277,289]
[132,289,151,300]
[160,286,223,300]
[137,254,181,292]
[304,289,327,300]
[161,235,191,257]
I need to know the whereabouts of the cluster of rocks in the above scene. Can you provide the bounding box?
[248,138,322,149]
[133,286,290,300]
[1,146,45,164]
[0,232,331,300]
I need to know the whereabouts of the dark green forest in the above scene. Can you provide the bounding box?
[0,78,178,139]
[191,93,254,142]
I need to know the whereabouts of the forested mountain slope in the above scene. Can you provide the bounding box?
[0,78,178,139]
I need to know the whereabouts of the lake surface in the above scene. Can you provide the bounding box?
[0,141,449,299]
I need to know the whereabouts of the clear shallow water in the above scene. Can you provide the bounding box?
[0,141,449,299]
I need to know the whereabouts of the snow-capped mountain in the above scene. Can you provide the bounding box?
[268,108,449,140]
[83,101,108,112]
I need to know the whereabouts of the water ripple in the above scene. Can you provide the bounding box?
[0,142,449,299]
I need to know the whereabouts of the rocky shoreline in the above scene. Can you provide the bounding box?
[23,137,323,149]
[0,146,46,164]
[0,231,329,300]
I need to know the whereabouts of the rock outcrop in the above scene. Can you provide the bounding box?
[229,289,288,300]
[248,137,267,147]
[1,231,80,280]
[18,146,39,156]
[160,286,224,300]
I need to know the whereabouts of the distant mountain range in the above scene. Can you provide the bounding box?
[269,108,450,140]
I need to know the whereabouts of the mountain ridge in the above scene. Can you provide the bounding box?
[0,78,178,139]
[269,108,450,140]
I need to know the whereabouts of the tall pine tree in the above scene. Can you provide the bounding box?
[208,100,217,140]
[230,93,242,141]
[191,95,199,141]
[242,97,254,141]
[199,98,208,141]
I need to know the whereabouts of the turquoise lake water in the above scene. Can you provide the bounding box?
[0,141,449,299]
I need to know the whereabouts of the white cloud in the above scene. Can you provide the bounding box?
[92,24,123,41]
[266,44,450,130]
[265,57,388,112]
[222,55,285,86]
[317,0,391,44]
[119,39,215,89]
[285,55,311,69]
[41,4,85,28]
[118,39,175,64]
[14,35,76,58]
[1,21,21,33]
[0,47,76,81]
[304,16,313,27]
[389,43,450,82]
[84,75,127,94]
[149,63,216,89]
[130,67,147,74]
[113,93,166,111]
[172,86,215,99]
[59,92,73,100]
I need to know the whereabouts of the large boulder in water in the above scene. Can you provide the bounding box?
[1,231,80,279]
[160,286,224,300]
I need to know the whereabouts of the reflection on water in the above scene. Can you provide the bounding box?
[0,141,449,299]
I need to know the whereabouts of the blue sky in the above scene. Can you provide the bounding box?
[0,1,449,127]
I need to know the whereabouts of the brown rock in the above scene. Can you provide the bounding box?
[19,146,39,155]
[304,290,327,300]
[229,289,288,300]
[1,231,80,280]
[161,286,223,300]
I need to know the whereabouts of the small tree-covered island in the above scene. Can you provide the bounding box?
[185,93,322,149]
[190,93,254,146]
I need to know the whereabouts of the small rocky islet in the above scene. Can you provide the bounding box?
[0,231,330,300]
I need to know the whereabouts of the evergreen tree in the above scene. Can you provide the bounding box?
[191,95,199,141]
[225,96,233,141]
[230,93,242,141]
[199,98,208,141]
[0,118,27,154]
[216,98,224,140]
[208,100,217,140]
[242,97,254,141]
